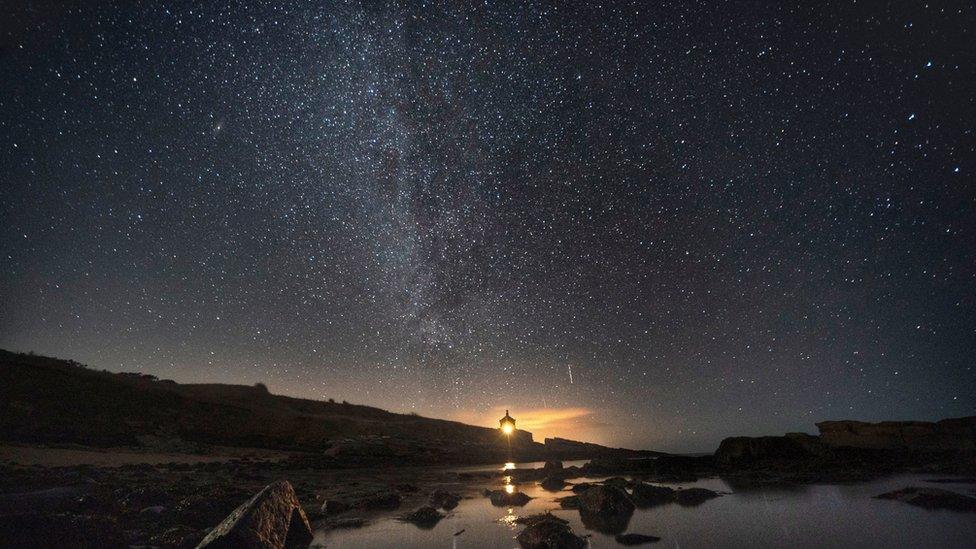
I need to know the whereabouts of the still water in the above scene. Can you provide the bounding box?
[315,461,976,548]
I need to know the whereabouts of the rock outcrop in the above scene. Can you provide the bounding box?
[196,480,313,549]
[875,487,976,512]
[817,417,976,451]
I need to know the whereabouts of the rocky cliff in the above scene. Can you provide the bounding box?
[816,417,976,451]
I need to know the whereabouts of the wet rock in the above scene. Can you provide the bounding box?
[487,489,532,506]
[320,499,350,516]
[429,489,461,510]
[330,517,366,529]
[196,479,313,549]
[556,495,581,509]
[875,487,976,511]
[603,477,629,489]
[578,485,635,534]
[615,533,661,545]
[515,513,568,526]
[175,493,242,529]
[400,506,444,528]
[516,515,586,549]
[571,482,593,493]
[578,485,635,516]
[675,487,720,507]
[541,476,567,491]
[630,483,676,507]
[357,492,401,511]
[543,460,564,472]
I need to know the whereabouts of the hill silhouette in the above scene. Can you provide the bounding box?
[0,350,661,465]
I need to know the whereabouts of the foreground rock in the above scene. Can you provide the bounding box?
[616,533,661,545]
[578,485,635,515]
[197,480,313,549]
[400,506,444,528]
[629,483,676,507]
[578,485,635,534]
[541,476,567,491]
[516,514,586,549]
[875,487,976,512]
[675,487,720,506]
[429,489,461,510]
[487,489,532,506]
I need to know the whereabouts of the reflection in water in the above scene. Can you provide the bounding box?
[502,462,516,471]
[316,469,976,548]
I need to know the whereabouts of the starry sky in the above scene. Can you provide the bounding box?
[1,1,974,453]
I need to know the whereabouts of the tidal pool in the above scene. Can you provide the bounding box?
[314,463,976,548]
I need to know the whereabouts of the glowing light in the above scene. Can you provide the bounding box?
[502,422,514,435]
[505,484,515,494]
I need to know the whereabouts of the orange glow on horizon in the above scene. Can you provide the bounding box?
[453,406,605,444]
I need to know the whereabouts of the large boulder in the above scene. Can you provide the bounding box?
[516,515,586,549]
[715,434,818,466]
[196,480,313,549]
[578,485,635,515]
[577,485,635,534]
[875,487,976,511]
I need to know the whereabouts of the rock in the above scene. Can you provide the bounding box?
[577,485,635,534]
[357,492,401,511]
[629,483,676,507]
[488,489,532,506]
[400,506,444,528]
[0,485,90,515]
[556,495,581,509]
[541,476,567,491]
[175,493,243,529]
[196,480,313,549]
[715,435,819,466]
[675,487,720,506]
[571,483,593,493]
[0,513,125,548]
[578,485,635,516]
[515,513,568,526]
[320,499,350,516]
[603,477,629,489]
[152,525,204,549]
[543,460,564,472]
[875,487,976,511]
[396,483,420,493]
[140,505,167,514]
[429,489,461,510]
[516,515,586,549]
[330,517,366,528]
[615,533,661,545]
[818,416,976,451]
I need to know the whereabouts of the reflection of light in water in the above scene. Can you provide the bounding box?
[502,462,516,470]
[505,484,515,494]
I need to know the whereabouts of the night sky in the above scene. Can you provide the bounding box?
[2,1,974,452]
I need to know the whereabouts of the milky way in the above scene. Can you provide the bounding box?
[1,1,974,451]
